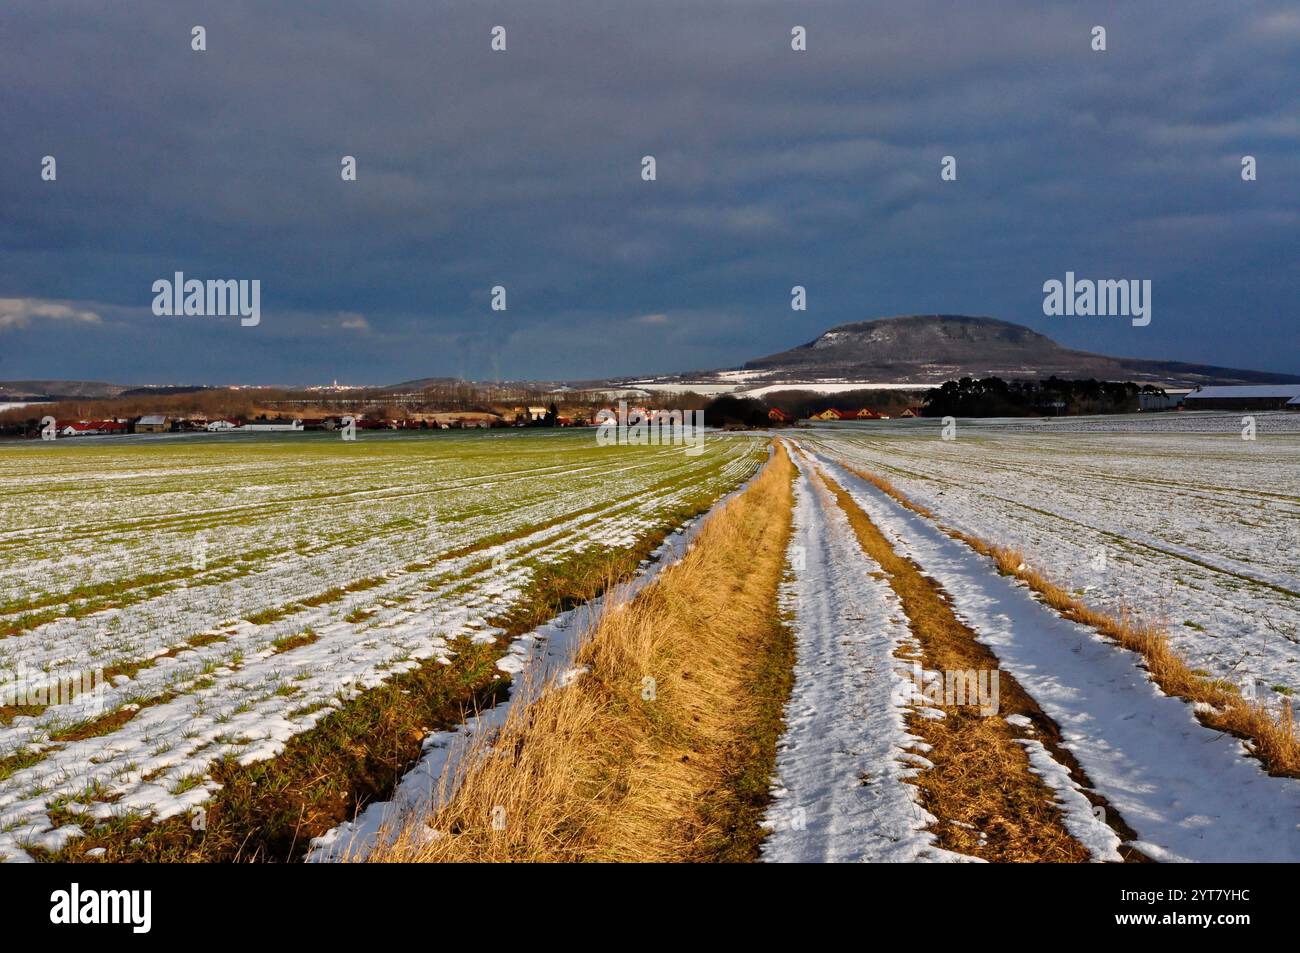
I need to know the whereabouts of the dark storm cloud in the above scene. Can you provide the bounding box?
[0,0,1296,384]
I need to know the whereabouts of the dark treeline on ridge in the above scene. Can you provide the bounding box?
[921,377,1164,418]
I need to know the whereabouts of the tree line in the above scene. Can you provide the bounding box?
[920,377,1164,417]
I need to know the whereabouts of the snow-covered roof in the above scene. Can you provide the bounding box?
[137,414,169,425]
[1185,385,1300,400]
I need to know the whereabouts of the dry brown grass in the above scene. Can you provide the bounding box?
[369,444,798,862]
[846,464,1299,778]
[812,464,1130,861]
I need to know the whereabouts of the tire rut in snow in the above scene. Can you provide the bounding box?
[810,455,1141,862]
[762,449,977,862]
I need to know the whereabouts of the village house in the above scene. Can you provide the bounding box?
[207,418,242,431]
[1137,392,1185,412]
[767,407,792,423]
[811,408,849,421]
[58,421,101,437]
[241,417,303,432]
[134,414,170,433]
[511,405,550,424]
[299,417,339,431]
[429,412,503,429]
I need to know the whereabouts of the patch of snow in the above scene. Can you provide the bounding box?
[759,450,977,863]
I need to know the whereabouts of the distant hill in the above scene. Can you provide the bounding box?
[373,377,463,394]
[729,315,1298,387]
[0,380,212,401]
[0,380,130,400]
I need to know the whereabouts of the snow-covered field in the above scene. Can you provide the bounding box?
[629,380,930,398]
[0,429,765,861]
[739,382,929,398]
[5,412,1295,864]
[798,445,1300,861]
[766,430,1300,862]
[801,413,1300,698]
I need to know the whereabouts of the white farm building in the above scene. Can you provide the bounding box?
[240,417,303,432]
[1182,384,1300,411]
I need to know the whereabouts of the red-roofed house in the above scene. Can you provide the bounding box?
[59,421,101,436]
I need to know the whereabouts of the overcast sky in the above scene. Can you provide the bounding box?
[1,1,1296,385]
